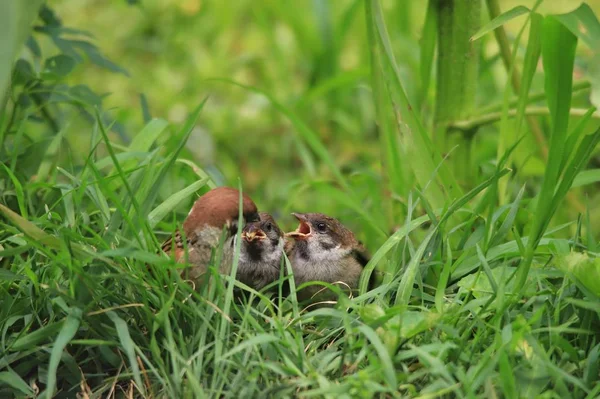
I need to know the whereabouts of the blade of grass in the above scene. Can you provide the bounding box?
[107,311,145,396]
[0,163,27,219]
[517,16,578,291]
[147,177,209,229]
[206,78,351,193]
[46,308,82,398]
[365,0,406,220]
[0,371,34,396]
[470,5,530,42]
[418,0,437,111]
[396,168,509,305]
[367,0,462,209]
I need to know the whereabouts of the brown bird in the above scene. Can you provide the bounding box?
[285,212,372,303]
[161,186,259,282]
[237,212,284,291]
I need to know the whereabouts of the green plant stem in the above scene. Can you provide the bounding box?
[479,80,591,114]
[434,0,481,182]
[486,0,548,159]
[450,106,600,131]
[487,0,585,214]
[434,0,481,127]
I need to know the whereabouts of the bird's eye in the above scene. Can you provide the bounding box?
[316,222,327,232]
[265,222,272,232]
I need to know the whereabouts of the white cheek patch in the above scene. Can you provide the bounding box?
[305,239,349,262]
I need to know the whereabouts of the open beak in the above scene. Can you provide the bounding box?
[285,213,312,240]
[242,225,267,242]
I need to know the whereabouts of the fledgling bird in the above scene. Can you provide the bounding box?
[237,212,284,291]
[161,186,260,282]
[285,212,372,303]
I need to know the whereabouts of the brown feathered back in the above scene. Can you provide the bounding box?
[182,187,258,235]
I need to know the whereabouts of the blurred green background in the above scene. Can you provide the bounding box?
[45,0,600,247]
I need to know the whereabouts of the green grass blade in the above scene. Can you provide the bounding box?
[46,308,82,398]
[356,324,397,388]
[0,163,27,218]
[573,168,600,188]
[367,0,462,209]
[365,0,406,212]
[514,11,542,145]
[219,334,279,361]
[560,107,597,173]
[359,213,433,294]
[207,78,351,193]
[107,311,145,395]
[0,371,34,396]
[396,168,509,305]
[128,118,169,152]
[471,5,530,42]
[147,177,208,229]
[11,321,65,351]
[554,2,600,48]
[419,0,437,111]
[518,16,578,291]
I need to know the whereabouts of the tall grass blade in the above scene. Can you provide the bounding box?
[46,308,81,398]
[367,0,462,209]
[107,311,145,395]
[518,16,579,291]
[470,5,530,42]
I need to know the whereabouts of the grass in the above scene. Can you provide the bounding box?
[1,0,600,398]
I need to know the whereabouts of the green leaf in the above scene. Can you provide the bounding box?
[128,118,169,153]
[42,54,76,79]
[147,177,208,229]
[0,267,23,281]
[554,3,600,48]
[0,0,44,101]
[359,213,433,294]
[219,334,279,360]
[395,168,510,305]
[518,16,578,291]
[208,78,351,193]
[471,5,530,42]
[572,168,600,188]
[555,252,600,297]
[365,0,406,210]
[46,308,82,398]
[514,12,542,148]
[0,204,60,247]
[419,0,437,108]
[357,324,397,388]
[366,0,462,209]
[108,311,145,395]
[0,371,34,396]
[11,321,64,351]
[1,163,27,219]
[135,100,208,231]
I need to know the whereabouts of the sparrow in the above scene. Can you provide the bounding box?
[237,212,284,291]
[161,186,260,282]
[285,212,373,303]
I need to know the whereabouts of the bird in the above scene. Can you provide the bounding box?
[285,212,372,304]
[161,186,260,283]
[237,212,284,291]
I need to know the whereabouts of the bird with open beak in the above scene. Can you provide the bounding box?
[237,212,284,291]
[285,212,372,303]
[161,186,260,283]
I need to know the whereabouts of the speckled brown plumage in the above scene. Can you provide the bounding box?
[160,187,259,282]
[285,212,372,304]
[237,212,284,291]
